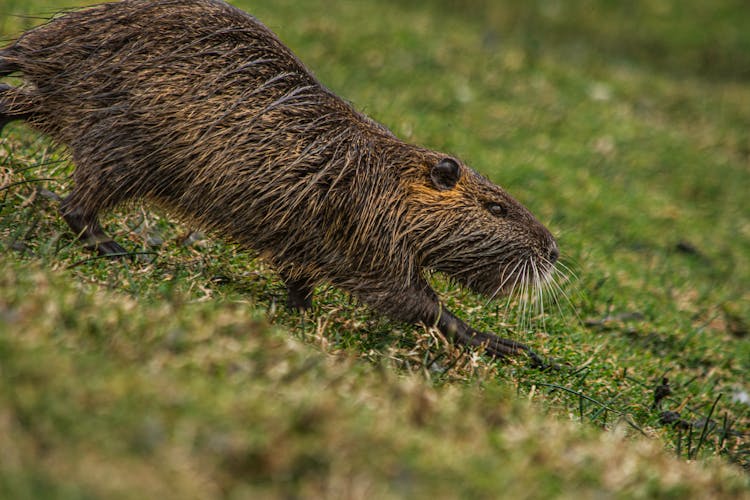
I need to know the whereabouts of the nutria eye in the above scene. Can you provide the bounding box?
[486,202,507,217]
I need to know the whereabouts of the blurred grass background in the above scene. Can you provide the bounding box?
[1,0,749,497]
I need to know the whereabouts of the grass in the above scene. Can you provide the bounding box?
[1,0,749,497]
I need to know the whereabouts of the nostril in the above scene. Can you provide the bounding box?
[548,245,559,264]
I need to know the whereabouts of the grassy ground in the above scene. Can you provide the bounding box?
[1,0,749,497]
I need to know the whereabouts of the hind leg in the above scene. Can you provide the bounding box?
[60,192,128,257]
[1,73,127,256]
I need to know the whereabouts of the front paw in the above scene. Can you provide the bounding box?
[468,330,553,369]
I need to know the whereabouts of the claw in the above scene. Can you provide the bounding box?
[468,329,558,370]
[84,239,129,258]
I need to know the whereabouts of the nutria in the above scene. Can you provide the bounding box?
[0,0,559,364]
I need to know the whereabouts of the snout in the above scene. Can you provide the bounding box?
[547,241,559,265]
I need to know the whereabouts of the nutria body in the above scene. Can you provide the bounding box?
[0,0,558,363]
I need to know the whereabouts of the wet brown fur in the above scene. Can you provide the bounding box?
[0,0,558,362]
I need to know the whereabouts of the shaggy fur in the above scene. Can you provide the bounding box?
[0,0,558,362]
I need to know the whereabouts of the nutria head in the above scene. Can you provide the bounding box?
[406,155,558,300]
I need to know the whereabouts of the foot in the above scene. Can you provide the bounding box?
[85,239,129,258]
[435,306,555,369]
[60,196,128,259]
[456,328,552,368]
[284,276,314,311]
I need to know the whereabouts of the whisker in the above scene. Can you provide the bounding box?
[555,259,580,284]
[502,263,522,325]
[548,266,585,326]
[543,269,566,321]
[542,257,562,318]
[520,259,531,333]
[485,259,523,305]
[534,258,547,332]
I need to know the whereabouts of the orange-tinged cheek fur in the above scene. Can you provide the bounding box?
[406,179,474,209]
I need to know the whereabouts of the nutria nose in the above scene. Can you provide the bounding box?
[548,244,559,264]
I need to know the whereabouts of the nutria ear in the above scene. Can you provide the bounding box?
[430,158,461,190]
